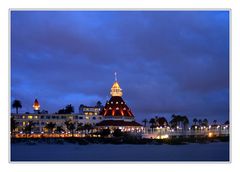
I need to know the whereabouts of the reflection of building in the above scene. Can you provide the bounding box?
[96,73,142,132]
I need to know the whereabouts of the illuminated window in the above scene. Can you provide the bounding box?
[116,107,119,110]
[121,102,123,104]
[123,108,126,110]
[89,112,93,115]
[84,112,88,115]
[109,107,112,110]
[116,102,118,104]
[86,116,90,120]
[23,122,26,126]
[34,116,38,119]
[28,116,33,119]
[94,112,97,115]
[111,102,113,104]
[22,116,25,119]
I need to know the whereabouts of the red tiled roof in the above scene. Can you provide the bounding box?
[96,120,142,127]
[100,96,134,117]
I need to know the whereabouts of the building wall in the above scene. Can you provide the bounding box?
[12,112,103,133]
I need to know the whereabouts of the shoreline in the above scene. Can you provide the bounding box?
[11,135,229,145]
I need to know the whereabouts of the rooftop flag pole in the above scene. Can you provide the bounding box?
[114,72,117,81]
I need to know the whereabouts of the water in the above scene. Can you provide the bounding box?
[11,142,229,161]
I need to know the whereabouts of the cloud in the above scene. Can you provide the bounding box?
[11,11,229,123]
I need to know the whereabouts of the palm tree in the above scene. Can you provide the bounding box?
[198,119,202,126]
[11,117,18,137]
[202,118,208,127]
[55,126,65,134]
[149,118,156,132]
[142,119,148,127]
[213,120,217,125]
[193,118,198,125]
[24,121,35,138]
[170,114,179,129]
[65,120,76,137]
[12,100,22,114]
[181,116,189,131]
[156,117,168,127]
[45,122,56,133]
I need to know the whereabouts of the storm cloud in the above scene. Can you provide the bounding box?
[11,11,229,123]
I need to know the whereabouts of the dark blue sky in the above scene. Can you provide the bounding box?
[11,11,229,124]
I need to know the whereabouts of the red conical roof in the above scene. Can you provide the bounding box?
[33,99,40,110]
[100,96,134,118]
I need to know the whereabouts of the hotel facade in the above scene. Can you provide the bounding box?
[11,74,143,136]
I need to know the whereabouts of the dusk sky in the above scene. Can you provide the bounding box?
[11,11,229,123]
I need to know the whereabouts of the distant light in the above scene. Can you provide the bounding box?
[160,134,169,139]
[208,132,213,138]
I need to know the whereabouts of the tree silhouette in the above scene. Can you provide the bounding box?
[65,120,76,137]
[170,114,189,131]
[202,118,208,127]
[149,118,156,132]
[113,129,123,137]
[213,120,217,125]
[100,128,110,138]
[55,126,65,134]
[65,104,74,114]
[45,122,56,133]
[142,119,148,127]
[12,100,22,114]
[24,121,35,137]
[76,122,84,133]
[156,117,168,127]
[83,123,93,135]
[96,101,102,107]
[224,120,229,125]
[193,118,198,125]
[181,116,189,131]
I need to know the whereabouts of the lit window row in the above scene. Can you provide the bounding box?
[110,101,124,104]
